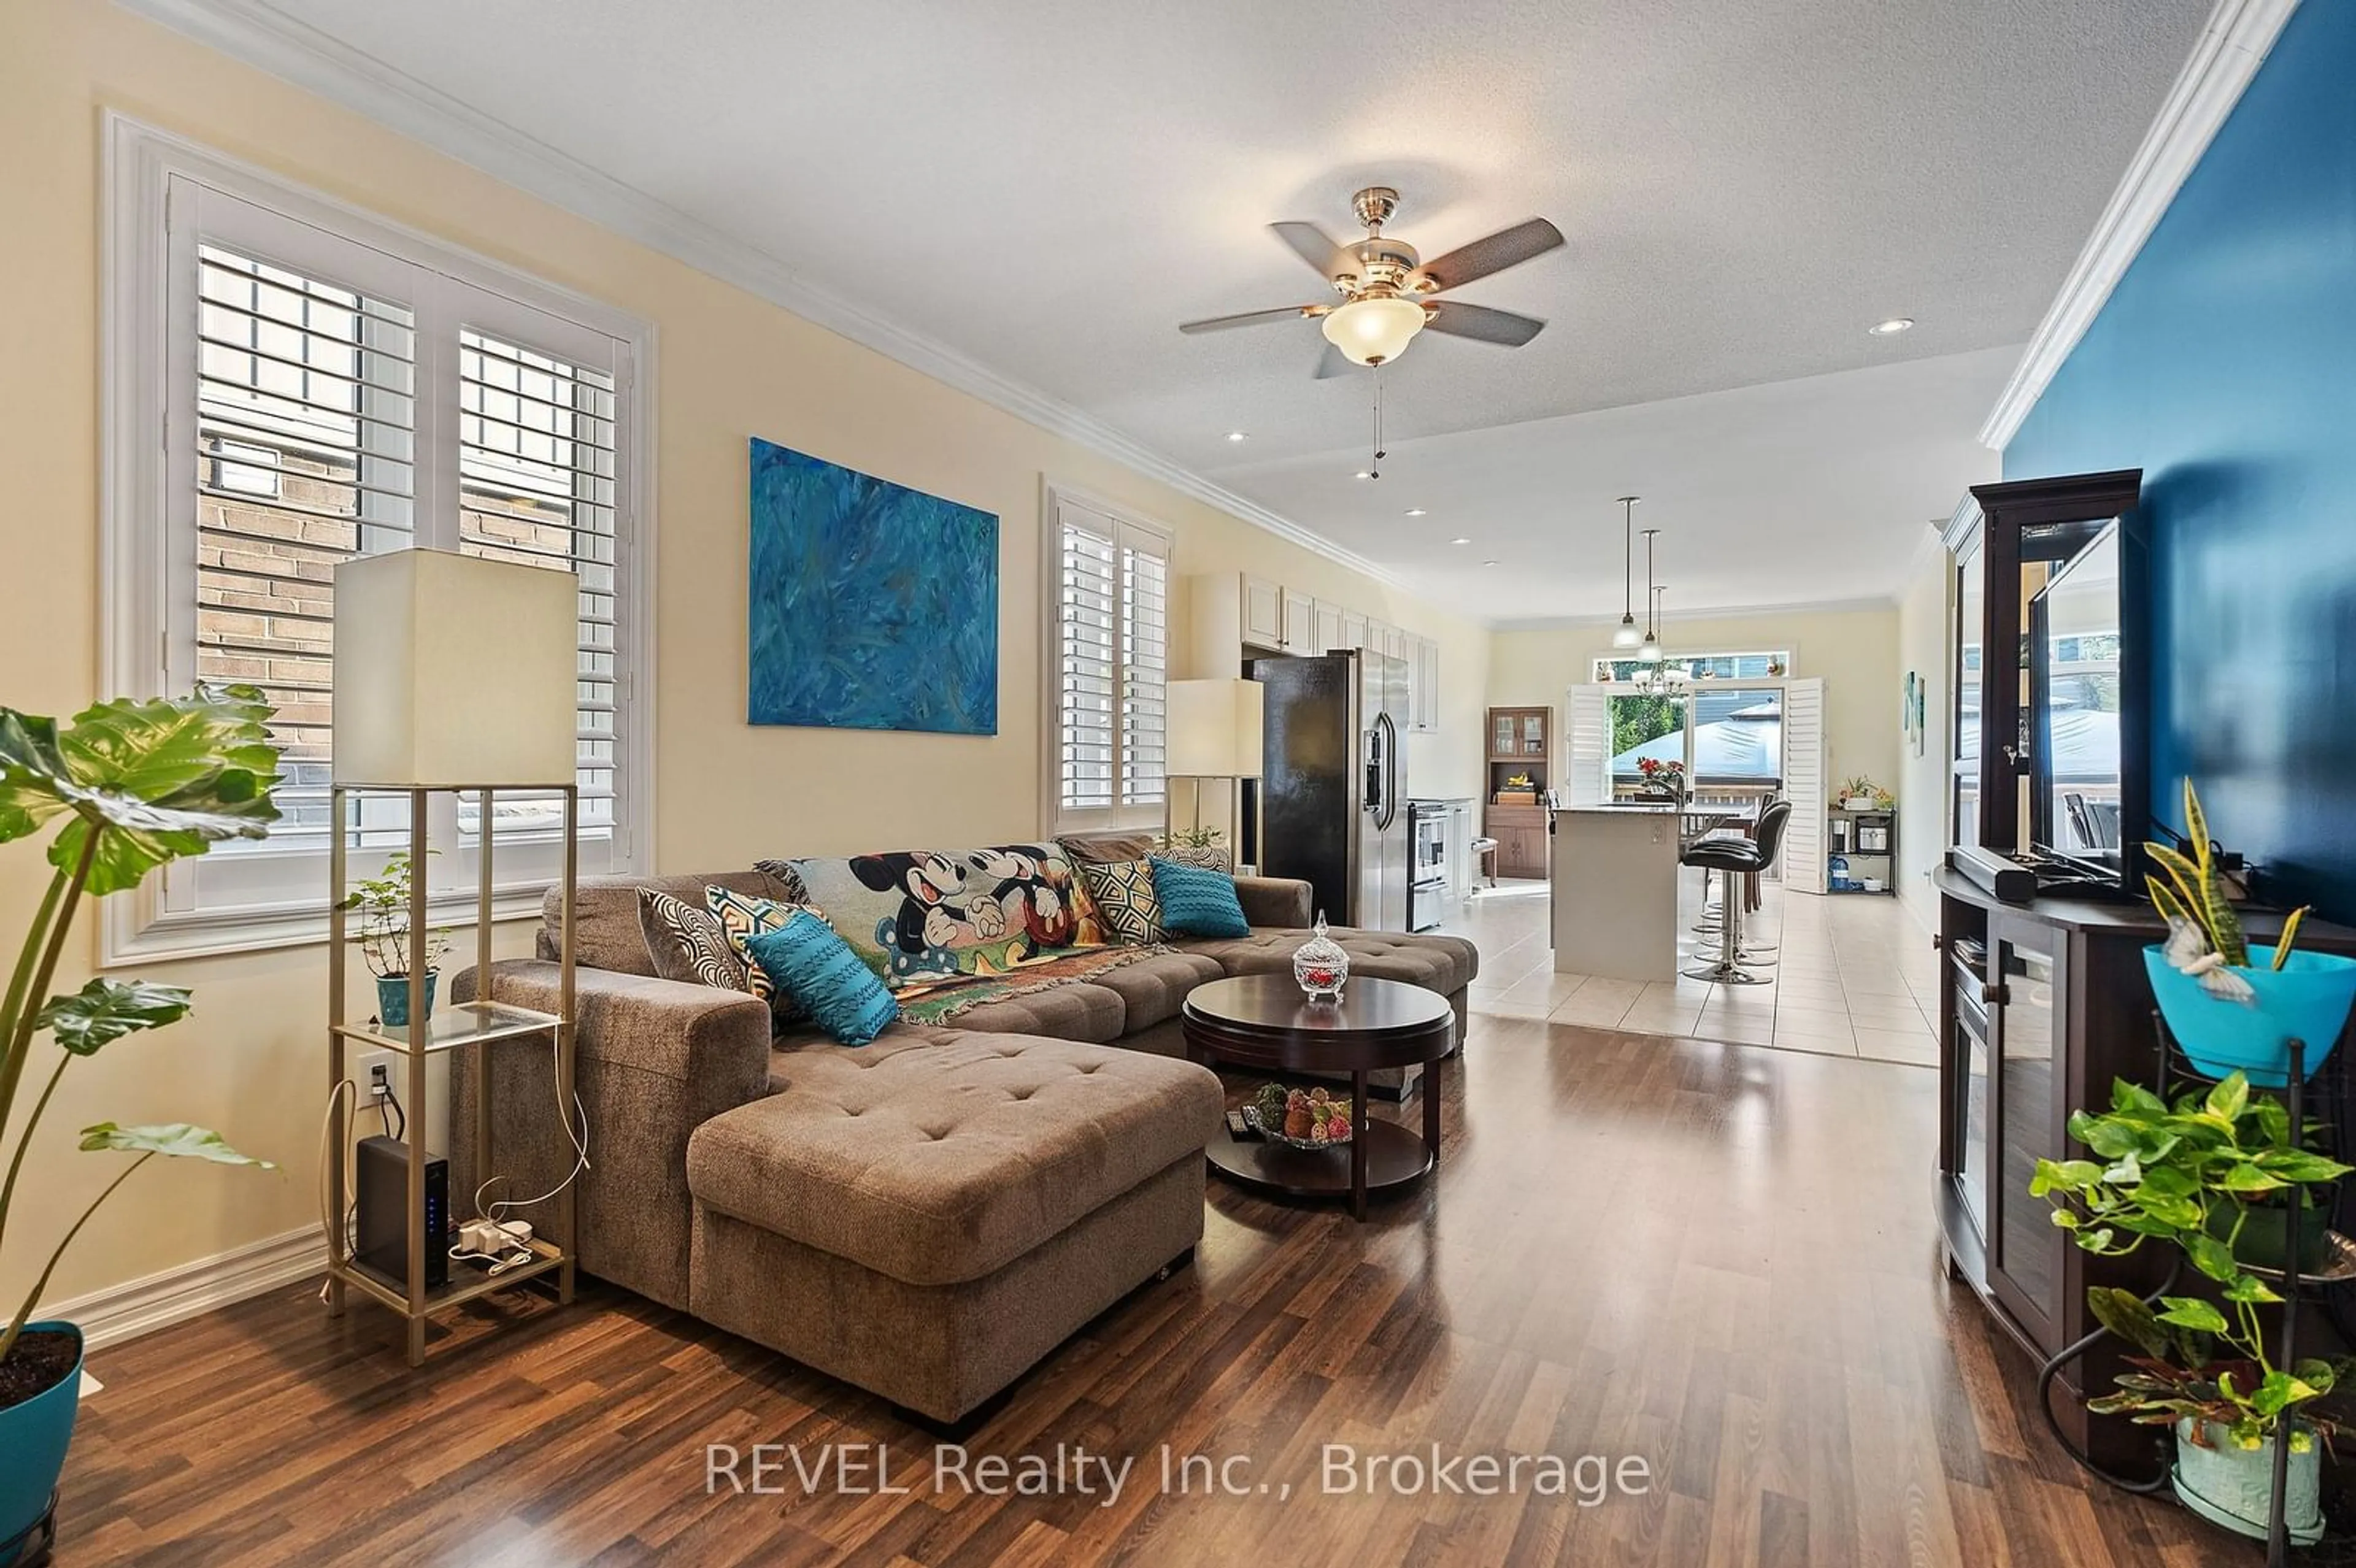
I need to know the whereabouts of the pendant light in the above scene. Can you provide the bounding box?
[1636,529,1663,663]
[1611,497,1641,648]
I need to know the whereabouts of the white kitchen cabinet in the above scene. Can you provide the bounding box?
[1241,575,1284,649]
[1312,599,1345,655]
[1411,635,1442,731]
[1338,609,1368,653]
[1280,588,1314,652]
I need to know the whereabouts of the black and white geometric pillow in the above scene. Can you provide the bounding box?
[1078,858,1164,945]
[637,887,751,991]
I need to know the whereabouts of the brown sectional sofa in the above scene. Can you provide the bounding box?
[452,840,1476,1423]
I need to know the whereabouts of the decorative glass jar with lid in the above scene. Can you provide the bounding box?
[1292,913,1350,1002]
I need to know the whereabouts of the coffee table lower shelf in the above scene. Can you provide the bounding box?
[1207,1118,1433,1202]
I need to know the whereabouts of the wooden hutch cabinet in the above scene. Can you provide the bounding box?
[1933,471,2356,1477]
[1485,705,1550,879]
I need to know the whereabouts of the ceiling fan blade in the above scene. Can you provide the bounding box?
[1179,303,1328,334]
[1417,218,1565,292]
[1312,340,1354,380]
[1270,221,1354,280]
[1422,299,1546,348]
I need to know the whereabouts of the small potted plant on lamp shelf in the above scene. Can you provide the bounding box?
[0,686,278,1564]
[343,850,450,1028]
[2035,1072,2354,1543]
[2143,780,2356,1086]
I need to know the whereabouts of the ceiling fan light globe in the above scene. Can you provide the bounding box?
[1322,296,1427,366]
[1612,616,1641,649]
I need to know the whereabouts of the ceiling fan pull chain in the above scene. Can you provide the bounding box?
[1371,365,1385,479]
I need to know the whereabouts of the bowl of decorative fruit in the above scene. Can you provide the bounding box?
[1244,1083,1355,1150]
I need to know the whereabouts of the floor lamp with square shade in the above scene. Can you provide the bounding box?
[1165,677,1264,870]
[325,546,585,1364]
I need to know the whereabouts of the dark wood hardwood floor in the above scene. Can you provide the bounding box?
[54,1015,2257,1566]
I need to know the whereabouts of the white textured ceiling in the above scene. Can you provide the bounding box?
[257,0,2211,616]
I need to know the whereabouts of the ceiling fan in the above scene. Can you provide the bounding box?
[1179,186,1563,377]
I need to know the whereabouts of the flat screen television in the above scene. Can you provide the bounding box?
[2027,517,2146,890]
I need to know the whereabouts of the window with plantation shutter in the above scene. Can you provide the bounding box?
[103,123,653,961]
[1049,492,1171,829]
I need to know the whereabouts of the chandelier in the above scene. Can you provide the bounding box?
[1633,585,1687,696]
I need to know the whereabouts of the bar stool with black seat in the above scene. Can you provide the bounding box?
[1680,801,1792,985]
[1692,791,1779,940]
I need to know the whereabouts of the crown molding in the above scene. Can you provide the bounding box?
[1491,593,1899,634]
[1978,0,2299,450]
[115,0,1416,598]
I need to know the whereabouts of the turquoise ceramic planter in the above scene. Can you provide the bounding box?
[2172,1417,2323,1545]
[1,1320,83,1567]
[376,970,437,1028]
[2144,945,2356,1088]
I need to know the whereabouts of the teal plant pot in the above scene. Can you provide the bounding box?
[2172,1416,2323,1545]
[2144,945,2356,1087]
[377,971,438,1028]
[1,1321,83,1567]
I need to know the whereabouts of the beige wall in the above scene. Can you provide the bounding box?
[1895,548,1954,931]
[1486,605,1904,797]
[0,0,1487,1310]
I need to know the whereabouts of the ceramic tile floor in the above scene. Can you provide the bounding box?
[1436,875,1942,1066]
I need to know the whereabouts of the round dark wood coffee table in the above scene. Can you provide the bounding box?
[1181,974,1454,1220]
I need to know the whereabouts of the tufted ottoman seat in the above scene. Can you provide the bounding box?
[682,1028,1222,1423]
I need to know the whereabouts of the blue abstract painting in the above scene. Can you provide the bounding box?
[748,439,998,734]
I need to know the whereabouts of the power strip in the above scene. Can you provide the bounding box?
[457,1217,533,1253]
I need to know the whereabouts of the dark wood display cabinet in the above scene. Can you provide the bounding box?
[1933,872,2356,1474]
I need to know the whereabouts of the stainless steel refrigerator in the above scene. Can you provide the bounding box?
[1245,649,1411,931]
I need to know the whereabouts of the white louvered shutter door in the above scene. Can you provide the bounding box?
[1565,686,1611,806]
[1782,678,1827,890]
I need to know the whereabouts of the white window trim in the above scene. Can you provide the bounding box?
[1037,477,1174,839]
[99,114,658,965]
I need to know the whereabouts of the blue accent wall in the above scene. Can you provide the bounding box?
[2004,0,2356,921]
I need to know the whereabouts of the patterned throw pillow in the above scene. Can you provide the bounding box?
[1149,856,1250,939]
[1154,843,1232,872]
[637,888,750,992]
[705,885,825,1023]
[1079,858,1163,945]
[742,910,900,1047]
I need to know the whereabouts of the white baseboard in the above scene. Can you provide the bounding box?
[38,1227,323,1353]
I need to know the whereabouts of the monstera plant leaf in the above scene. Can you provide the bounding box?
[36,978,194,1055]
[79,1121,274,1167]
[0,683,282,894]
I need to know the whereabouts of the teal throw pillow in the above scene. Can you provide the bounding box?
[742,910,901,1046]
[1149,856,1250,939]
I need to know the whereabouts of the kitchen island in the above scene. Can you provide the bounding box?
[1549,804,1698,982]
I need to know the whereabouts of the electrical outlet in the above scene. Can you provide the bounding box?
[356,1050,398,1103]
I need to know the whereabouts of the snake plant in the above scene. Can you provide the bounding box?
[2146,780,2307,983]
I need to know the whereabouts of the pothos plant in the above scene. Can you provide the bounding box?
[338,849,450,980]
[0,685,280,1366]
[2033,1072,2353,1451]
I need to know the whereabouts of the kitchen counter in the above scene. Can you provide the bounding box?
[1549,805,1685,981]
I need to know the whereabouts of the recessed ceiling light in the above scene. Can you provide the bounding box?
[1225,430,1249,442]
[1450,537,1471,546]
[1404,508,1427,517]
[1868,317,1915,337]
[1482,559,1499,567]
